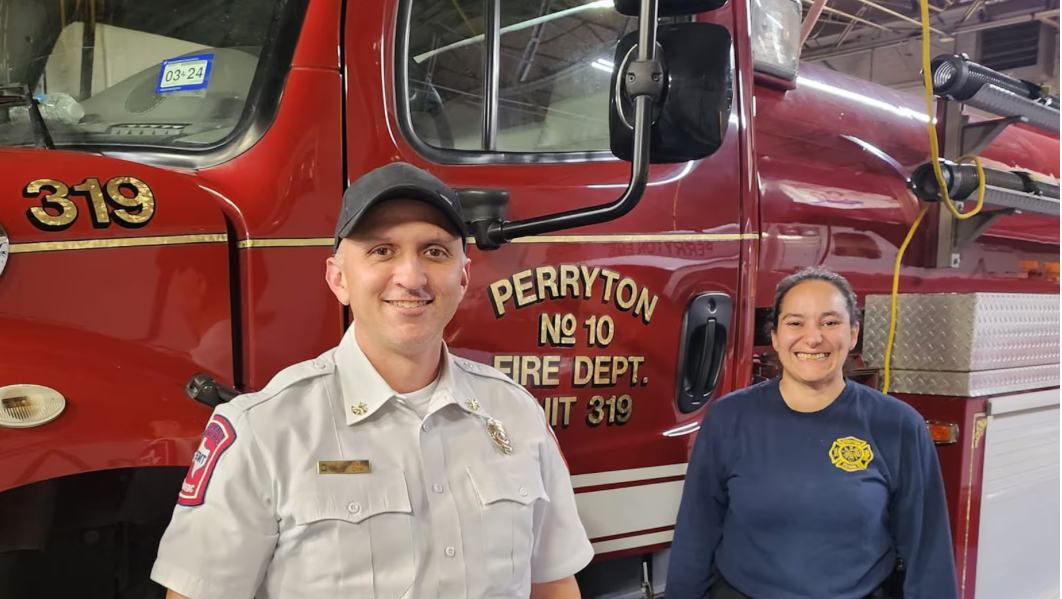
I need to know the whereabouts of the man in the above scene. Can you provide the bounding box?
[151,162,593,599]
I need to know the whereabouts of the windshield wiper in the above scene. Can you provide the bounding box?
[0,84,55,149]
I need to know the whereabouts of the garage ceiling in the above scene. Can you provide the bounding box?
[801,0,1059,62]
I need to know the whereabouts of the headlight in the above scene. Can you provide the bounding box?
[0,384,67,428]
[751,0,801,80]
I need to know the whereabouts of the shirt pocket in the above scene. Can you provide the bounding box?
[291,470,414,599]
[467,458,549,591]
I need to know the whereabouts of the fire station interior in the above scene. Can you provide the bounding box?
[0,0,1059,597]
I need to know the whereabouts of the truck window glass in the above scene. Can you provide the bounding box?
[407,0,485,150]
[0,0,281,150]
[406,0,635,154]
[495,0,633,152]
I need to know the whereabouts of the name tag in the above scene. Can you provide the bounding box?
[317,460,371,474]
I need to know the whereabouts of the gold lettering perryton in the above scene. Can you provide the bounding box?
[488,264,659,324]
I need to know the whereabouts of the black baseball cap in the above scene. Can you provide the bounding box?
[334,162,468,252]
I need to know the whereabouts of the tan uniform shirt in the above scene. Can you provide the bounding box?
[151,325,593,599]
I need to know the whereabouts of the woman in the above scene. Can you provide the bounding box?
[666,268,957,599]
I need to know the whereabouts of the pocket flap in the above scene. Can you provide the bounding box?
[467,459,549,507]
[293,469,412,525]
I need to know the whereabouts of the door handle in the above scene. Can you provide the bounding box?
[692,319,717,396]
[677,293,731,413]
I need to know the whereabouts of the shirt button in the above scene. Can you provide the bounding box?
[422,423,430,432]
[312,360,325,370]
[432,484,443,494]
[519,487,529,497]
[347,502,361,514]
[445,546,456,558]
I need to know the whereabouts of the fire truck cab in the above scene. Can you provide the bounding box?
[0,0,1058,597]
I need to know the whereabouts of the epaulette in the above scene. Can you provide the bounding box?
[452,356,529,394]
[228,352,337,411]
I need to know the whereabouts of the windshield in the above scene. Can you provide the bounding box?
[0,0,282,150]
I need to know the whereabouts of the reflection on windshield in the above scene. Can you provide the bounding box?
[0,0,278,150]
[412,0,613,63]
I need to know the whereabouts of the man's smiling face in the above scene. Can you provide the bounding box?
[327,198,469,358]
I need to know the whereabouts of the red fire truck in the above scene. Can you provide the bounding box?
[0,0,1057,597]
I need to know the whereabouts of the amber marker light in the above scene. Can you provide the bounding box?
[926,420,960,445]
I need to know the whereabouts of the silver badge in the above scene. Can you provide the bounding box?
[0,221,8,281]
[487,418,512,455]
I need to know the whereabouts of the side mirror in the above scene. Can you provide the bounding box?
[466,0,731,251]
[614,0,727,16]
[609,23,733,164]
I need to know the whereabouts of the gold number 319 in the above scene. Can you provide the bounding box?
[24,177,155,231]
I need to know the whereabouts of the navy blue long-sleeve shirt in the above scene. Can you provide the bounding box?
[666,379,958,599]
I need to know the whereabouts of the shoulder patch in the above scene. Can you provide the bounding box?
[178,414,237,506]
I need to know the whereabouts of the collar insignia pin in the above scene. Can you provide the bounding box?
[466,398,480,411]
[350,402,368,416]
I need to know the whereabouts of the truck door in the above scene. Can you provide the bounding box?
[345,0,748,557]
[0,0,283,489]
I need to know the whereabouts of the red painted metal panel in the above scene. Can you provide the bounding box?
[196,65,346,386]
[754,64,1060,303]
[0,149,227,244]
[0,252,224,492]
[731,0,763,393]
[594,542,672,562]
[237,246,344,388]
[898,394,989,599]
[291,0,342,69]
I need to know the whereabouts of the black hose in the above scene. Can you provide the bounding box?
[911,162,1061,202]
[931,54,1060,110]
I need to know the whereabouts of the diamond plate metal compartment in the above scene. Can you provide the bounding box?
[886,365,1061,397]
[864,293,1059,372]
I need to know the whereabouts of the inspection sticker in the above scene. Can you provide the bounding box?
[157,53,214,94]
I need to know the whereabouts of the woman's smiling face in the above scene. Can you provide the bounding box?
[771,280,859,390]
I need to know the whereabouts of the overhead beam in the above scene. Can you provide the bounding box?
[800,0,892,32]
[846,0,947,34]
[801,0,831,45]
[805,7,1059,60]
[834,5,871,47]
[960,0,983,23]
[950,7,1060,32]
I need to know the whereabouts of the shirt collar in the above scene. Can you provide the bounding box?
[335,325,396,426]
[335,325,495,426]
[437,352,497,422]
